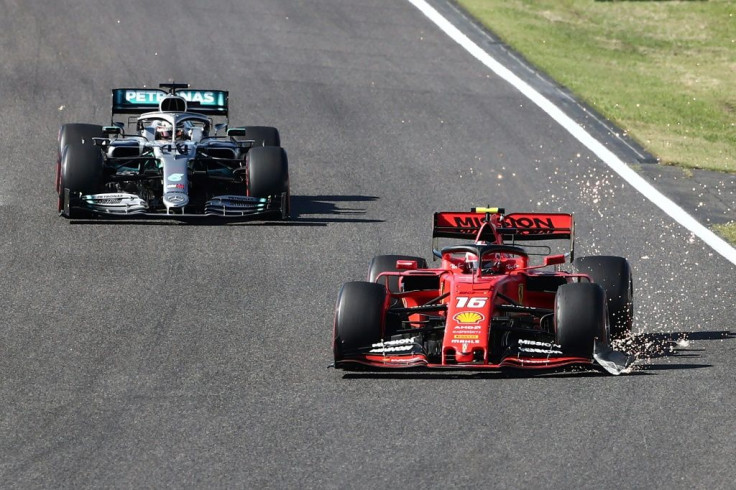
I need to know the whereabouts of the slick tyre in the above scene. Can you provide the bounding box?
[554,283,608,359]
[368,255,428,293]
[56,124,104,205]
[242,126,280,147]
[333,281,387,364]
[59,143,104,215]
[247,146,289,198]
[573,255,633,338]
[58,123,104,153]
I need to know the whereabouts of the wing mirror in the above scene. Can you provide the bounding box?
[214,123,228,136]
[227,127,246,137]
[396,260,419,270]
[543,254,566,266]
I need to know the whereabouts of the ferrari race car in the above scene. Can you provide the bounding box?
[56,83,289,220]
[333,207,635,375]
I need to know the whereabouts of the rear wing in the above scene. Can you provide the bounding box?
[111,88,229,118]
[432,208,575,258]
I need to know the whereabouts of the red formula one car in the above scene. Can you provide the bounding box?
[333,208,634,375]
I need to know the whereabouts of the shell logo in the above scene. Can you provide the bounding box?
[453,311,485,324]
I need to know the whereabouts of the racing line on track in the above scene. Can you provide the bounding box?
[408,0,736,267]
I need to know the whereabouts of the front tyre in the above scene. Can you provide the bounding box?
[58,123,104,153]
[333,281,388,364]
[56,124,103,209]
[246,146,289,216]
[59,143,104,216]
[573,256,633,338]
[554,283,608,359]
[246,146,289,217]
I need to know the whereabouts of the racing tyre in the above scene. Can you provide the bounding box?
[554,283,608,359]
[58,123,104,153]
[573,255,633,338]
[56,124,104,202]
[334,281,387,364]
[242,126,280,147]
[368,255,428,293]
[59,143,104,215]
[247,146,289,197]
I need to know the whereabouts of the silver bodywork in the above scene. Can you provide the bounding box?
[61,90,287,220]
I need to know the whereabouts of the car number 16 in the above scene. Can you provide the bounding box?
[456,297,488,308]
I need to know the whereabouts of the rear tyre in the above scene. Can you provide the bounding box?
[242,126,280,147]
[573,255,633,338]
[333,281,387,363]
[368,255,428,293]
[59,143,104,216]
[554,283,608,358]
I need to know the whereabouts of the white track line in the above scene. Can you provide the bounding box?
[408,0,736,266]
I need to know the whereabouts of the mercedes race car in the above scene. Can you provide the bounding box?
[333,207,635,375]
[56,83,289,220]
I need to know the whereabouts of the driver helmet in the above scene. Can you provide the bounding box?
[155,121,173,141]
[464,252,479,271]
[175,121,192,141]
[481,252,503,273]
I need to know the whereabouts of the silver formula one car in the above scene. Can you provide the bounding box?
[56,83,289,221]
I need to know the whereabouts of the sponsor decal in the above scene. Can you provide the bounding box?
[453,334,479,340]
[124,90,166,104]
[369,345,413,353]
[165,194,187,205]
[168,173,184,182]
[451,339,480,345]
[166,184,185,190]
[518,339,563,355]
[454,325,482,331]
[123,90,220,105]
[452,216,483,230]
[368,337,416,354]
[446,213,569,236]
[504,215,555,231]
[177,90,217,105]
[453,311,484,324]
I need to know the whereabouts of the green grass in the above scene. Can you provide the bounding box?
[713,222,736,243]
[456,0,736,242]
[456,0,736,172]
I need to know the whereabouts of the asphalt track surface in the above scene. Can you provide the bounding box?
[1,1,734,488]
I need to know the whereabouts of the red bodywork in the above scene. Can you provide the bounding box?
[335,208,598,371]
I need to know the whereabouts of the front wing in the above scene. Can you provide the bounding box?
[335,353,594,371]
[60,189,289,222]
[334,340,633,375]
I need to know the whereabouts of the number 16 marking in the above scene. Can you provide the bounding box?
[456,297,487,308]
